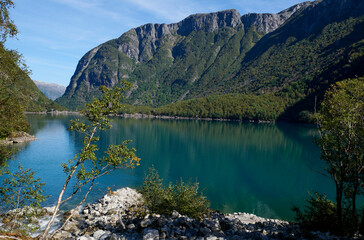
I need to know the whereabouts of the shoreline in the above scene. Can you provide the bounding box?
[25,111,274,123]
[0,131,37,145]
[0,187,341,240]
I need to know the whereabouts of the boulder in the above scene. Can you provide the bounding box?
[143,229,159,240]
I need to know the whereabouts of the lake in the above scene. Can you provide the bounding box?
[4,114,334,220]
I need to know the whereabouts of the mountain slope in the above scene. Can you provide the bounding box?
[56,2,312,110]
[57,0,364,122]
[33,80,66,100]
[0,44,62,112]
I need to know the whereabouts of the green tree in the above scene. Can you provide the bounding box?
[0,0,29,140]
[0,88,29,138]
[315,78,364,233]
[0,164,47,230]
[41,84,140,239]
[0,0,17,43]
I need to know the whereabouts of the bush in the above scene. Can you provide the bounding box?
[138,166,209,219]
[292,192,337,233]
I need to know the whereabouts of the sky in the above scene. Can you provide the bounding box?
[5,0,308,87]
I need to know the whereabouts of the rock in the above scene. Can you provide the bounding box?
[203,219,220,231]
[77,236,94,240]
[140,218,153,228]
[143,229,159,240]
[109,233,123,240]
[5,132,37,144]
[205,236,219,240]
[127,223,135,229]
[200,227,211,235]
[171,210,181,219]
[155,216,167,227]
[159,232,167,239]
[52,230,73,239]
[93,230,111,239]
[26,187,345,240]
[63,221,79,232]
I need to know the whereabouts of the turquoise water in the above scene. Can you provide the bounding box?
[5,114,334,220]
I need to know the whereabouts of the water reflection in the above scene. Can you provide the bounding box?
[7,115,335,220]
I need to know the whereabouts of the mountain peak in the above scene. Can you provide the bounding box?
[176,9,243,36]
[56,0,363,112]
[242,1,314,33]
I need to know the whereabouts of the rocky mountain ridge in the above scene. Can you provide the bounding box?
[56,0,364,119]
[82,2,311,64]
[57,1,313,110]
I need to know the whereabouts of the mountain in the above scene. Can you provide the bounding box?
[56,1,312,109]
[56,0,364,121]
[0,44,63,138]
[0,44,62,112]
[33,80,66,100]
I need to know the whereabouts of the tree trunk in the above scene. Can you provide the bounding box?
[352,182,359,232]
[336,182,343,234]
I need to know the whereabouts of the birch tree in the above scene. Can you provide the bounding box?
[41,84,140,239]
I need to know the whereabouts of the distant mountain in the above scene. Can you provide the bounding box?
[56,0,364,121]
[33,80,66,100]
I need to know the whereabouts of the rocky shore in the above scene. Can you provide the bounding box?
[0,132,37,145]
[27,188,350,239]
[0,187,351,239]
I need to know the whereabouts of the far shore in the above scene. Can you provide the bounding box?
[25,111,274,123]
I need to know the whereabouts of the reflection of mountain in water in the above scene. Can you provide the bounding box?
[104,118,331,219]
[10,116,334,220]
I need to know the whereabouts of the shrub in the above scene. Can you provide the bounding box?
[292,192,337,233]
[138,166,209,219]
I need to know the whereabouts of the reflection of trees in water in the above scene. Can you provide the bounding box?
[25,114,76,135]
[0,143,30,167]
[9,116,330,220]
[98,118,328,220]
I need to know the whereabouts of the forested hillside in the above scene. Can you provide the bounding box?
[0,43,63,138]
[56,0,364,122]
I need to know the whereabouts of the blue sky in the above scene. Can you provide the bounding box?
[5,0,307,87]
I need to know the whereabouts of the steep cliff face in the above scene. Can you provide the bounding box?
[56,0,363,111]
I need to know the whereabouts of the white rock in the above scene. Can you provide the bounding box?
[78,236,95,240]
[93,230,110,239]
[143,229,159,240]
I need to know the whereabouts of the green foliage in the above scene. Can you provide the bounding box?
[0,146,12,166]
[0,164,47,213]
[0,0,17,43]
[315,78,364,233]
[42,83,140,238]
[294,78,364,236]
[292,193,337,234]
[139,166,209,219]
[0,88,29,138]
[57,2,364,123]
[138,166,168,214]
[153,93,287,121]
[0,8,62,114]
